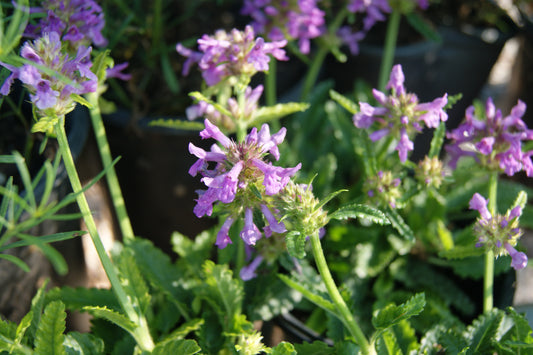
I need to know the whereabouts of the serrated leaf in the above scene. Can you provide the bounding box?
[315,189,348,211]
[376,329,402,355]
[285,231,306,259]
[372,293,425,330]
[34,301,66,355]
[148,118,204,131]
[271,341,297,355]
[161,318,204,342]
[294,340,334,354]
[504,307,533,344]
[115,250,151,315]
[384,207,415,244]
[329,89,358,114]
[45,286,119,312]
[31,115,59,134]
[28,280,49,342]
[198,260,243,331]
[329,203,390,225]
[428,121,446,158]
[63,332,105,355]
[152,338,201,355]
[253,102,309,125]
[464,309,503,354]
[82,306,137,335]
[12,311,32,352]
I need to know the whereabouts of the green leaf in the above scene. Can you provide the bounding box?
[148,118,204,131]
[271,341,297,355]
[294,340,334,354]
[82,306,137,336]
[464,309,503,354]
[372,293,426,330]
[197,260,243,331]
[152,338,201,355]
[31,115,60,134]
[428,121,446,158]
[115,249,151,315]
[277,274,336,315]
[285,231,306,259]
[0,253,29,271]
[375,329,402,355]
[63,332,105,355]
[405,12,442,42]
[160,318,204,342]
[70,94,92,108]
[34,301,66,355]
[384,207,415,244]
[253,102,310,125]
[329,203,390,225]
[11,311,32,352]
[315,189,348,211]
[329,89,358,114]
[45,286,119,312]
[438,245,485,260]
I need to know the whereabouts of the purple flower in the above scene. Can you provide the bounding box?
[241,208,262,245]
[216,217,235,249]
[0,32,97,121]
[353,64,448,162]
[189,119,300,247]
[177,25,287,86]
[347,0,391,31]
[240,255,264,280]
[469,192,527,270]
[337,27,366,55]
[446,98,533,177]
[241,0,325,54]
[25,0,107,50]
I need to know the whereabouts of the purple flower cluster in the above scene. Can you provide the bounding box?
[186,85,264,131]
[189,119,301,249]
[353,64,448,162]
[364,170,402,208]
[446,98,533,177]
[469,193,527,270]
[177,25,288,86]
[25,0,107,49]
[0,32,97,117]
[241,0,325,54]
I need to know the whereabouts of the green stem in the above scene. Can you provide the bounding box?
[265,58,280,132]
[300,9,348,101]
[86,92,135,242]
[378,10,401,92]
[484,172,498,312]
[54,116,154,351]
[309,232,371,354]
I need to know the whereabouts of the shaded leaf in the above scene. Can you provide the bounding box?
[63,332,105,355]
[34,301,66,355]
[152,338,201,355]
[464,309,503,355]
[329,203,390,225]
[372,293,425,330]
[384,207,415,244]
[285,231,306,259]
[271,341,297,355]
[82,306,137,335]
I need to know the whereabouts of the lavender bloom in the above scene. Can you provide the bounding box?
[347,0,391,31]
[0,32,97,121]
[446,98,533,177]
[189,119,301,247]
[469,193,527,270]
[25,0,107,49]
[241,0,325,54]
[353,64,448,162]
[337,26,366,55]
[177,26,288,86]
[240,255,264,281]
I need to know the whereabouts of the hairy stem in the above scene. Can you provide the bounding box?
[484,172,498,312]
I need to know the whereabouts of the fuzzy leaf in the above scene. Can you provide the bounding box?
[271,341,297,355]
[376,329,402,355]
[197,260,243,330]
[253,102,310,125]
[34,301,66,355]
[329,203,390,225]
[428,121,446,158]
[464,309,503,354]
[148,118,204,131]
[329,89,358,114]
[285,231,306,259]
[115,250,151,315]
[82,306,137,335]
[384,207,415,244]
[372,293,425,330]
[152,338,201,355]
[63,332,105,355]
